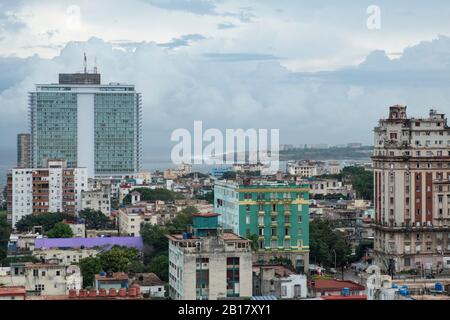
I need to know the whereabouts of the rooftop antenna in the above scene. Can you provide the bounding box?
[94,56,98,74]
[83,52,87,73]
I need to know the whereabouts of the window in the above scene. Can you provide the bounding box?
[271,228,277,236]
[298,215,302,223]
[35,284,45,292]
[246,215,250,224]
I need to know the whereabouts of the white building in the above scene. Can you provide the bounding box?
[11,159,88,228]
[33,248,98,266]
[168,213,252,300]
[286,161,323,177]
[81,185,111,216]
[0,263,82,296]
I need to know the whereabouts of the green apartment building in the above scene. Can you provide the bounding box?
[214,180,310,273]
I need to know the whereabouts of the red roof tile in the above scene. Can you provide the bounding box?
[321,295,367,300]
[0,286,26,297]
[311,279,365,292]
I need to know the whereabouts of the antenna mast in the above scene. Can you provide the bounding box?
[83,52,87,73]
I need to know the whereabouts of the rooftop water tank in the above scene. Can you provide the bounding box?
[435,282,443,292]
[392,284,398,289]
[341,287,350,296]
[399,288,409,296]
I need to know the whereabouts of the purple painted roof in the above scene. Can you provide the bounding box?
[34,237,144,250]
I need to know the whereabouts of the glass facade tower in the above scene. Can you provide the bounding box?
[29,72,142,177]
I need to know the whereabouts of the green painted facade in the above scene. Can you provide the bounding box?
[214,182,310,251]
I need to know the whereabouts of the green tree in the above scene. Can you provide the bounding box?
[0,211,11,262]
[354,240,374,261]
[166,206,197,232]
[195,191,214,204]
[247,234,259,251]
[47,222,74,238]
[78,209,114,230]
[140,224,168,258]
[79,257,102,288]
[123,188,184,205]
[97,246,141,273]
[309,219,352,275]
[148,255,169,282]
[15,212,74,233]
[221,171,237,180]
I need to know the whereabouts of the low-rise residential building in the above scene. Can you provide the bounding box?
[33,237,144,254]
[286,160,323,177]
[309,279,366,298]
[0,263,82,296]
[306,178,353,198]
[168,213,253,300]
[66,221,86,238]
[81,185,111,216]
[130,273,166,298]
[33,247,99,266]
[85,229,119,238]
[95,272,129,291]
[252,265,307,299]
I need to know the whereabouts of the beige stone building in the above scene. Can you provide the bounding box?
[0,263,82,296]
[373,105,450,273]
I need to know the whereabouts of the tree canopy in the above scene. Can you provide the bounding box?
[78,209,114,230]
[15,212,75,233]
[123,188,184,205]
[309,219,352,270]
[0,211,11,262]
[79,246,142,288]
[47,222,73,238]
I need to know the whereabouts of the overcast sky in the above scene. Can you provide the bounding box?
[1,0,450,162]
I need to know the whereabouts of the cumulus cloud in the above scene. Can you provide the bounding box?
[141,0,218,15]
[158,34,207,48]
[1,35,450,169]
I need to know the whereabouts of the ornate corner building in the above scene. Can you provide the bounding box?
[373,105,450,273]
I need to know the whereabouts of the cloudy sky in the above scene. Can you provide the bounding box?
[1,0,450,165]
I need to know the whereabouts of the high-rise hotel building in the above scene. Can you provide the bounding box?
[373,105,450,273]
[29,70,142,178]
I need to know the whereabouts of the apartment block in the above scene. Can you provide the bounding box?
[11,159,87,228]
[214,181,310,273]
[373,105,450,272]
